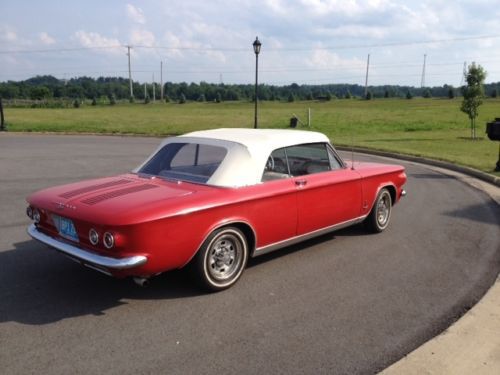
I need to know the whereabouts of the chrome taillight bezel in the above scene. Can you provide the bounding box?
[33,208,41,223]
[89,228,99,246]
[103,232,114,249]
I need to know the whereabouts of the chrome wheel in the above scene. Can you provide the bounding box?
[207,233,243,281]
[366,188,392,233]
[194,227,249,291]
[376,191,391,228]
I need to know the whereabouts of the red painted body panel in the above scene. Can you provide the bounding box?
[27,161,406,278]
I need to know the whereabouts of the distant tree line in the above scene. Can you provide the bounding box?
[0,75,499,102]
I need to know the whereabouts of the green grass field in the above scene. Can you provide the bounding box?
[4,98,500,176]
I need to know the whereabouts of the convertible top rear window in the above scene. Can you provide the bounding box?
[138,143,227,184]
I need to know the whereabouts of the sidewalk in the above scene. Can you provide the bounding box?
[381,163,500,375]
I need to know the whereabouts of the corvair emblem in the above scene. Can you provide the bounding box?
[54,202,76,210]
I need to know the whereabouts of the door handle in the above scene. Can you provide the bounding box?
[295,179,307,187]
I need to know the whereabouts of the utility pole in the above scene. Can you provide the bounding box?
[127,45,133,99]
[364,54,370,98]
[460,61,467,86]
[421,54,427,88]
[152,73,156,102]
[144,82,147,100]
[160,61,163,101]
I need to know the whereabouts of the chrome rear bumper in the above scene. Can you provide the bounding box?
[27,224,147,274]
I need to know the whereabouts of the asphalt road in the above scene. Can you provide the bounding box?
[0,134,499,375]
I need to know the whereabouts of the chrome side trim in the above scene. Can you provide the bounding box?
[27,224,147,271]
[253,215,367,257]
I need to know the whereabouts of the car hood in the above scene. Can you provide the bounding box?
[27,173,220,225]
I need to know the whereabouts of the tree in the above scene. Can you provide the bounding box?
[460,62,486,140]
[384,90,389,98]
[198,94,206,102]
[366,91,373,100]
[423,89,432,98]
[179,93,186,104]
[109,94,116,105]
[30,86,52,100]
[73,99,80,108]
[287,93,295,102]
[325,92,332,101]
[344,90,352,99]
[448,87,455,99]
[491,88,498,98]
[215,92,222,103]
[91,97,97,106]
[406,90,413,99]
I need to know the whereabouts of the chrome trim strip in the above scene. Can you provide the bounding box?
[253,215,367,257]
[27,224,147,270]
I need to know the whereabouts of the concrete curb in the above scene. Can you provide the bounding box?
[337,146,500,188]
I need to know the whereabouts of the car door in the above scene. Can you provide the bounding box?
[251,147,298,248]
[286,143,363,235]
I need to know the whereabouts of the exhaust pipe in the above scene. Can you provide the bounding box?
[133,277,150,287]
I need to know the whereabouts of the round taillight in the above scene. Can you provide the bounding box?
[89,229,99,245]
[33,208,41,223]
[26,206,34,219]
[103,232,114,249]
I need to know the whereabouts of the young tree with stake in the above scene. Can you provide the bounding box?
[460,63,486,140]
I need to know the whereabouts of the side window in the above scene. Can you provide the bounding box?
[286,143,332,176]
[261,148,290,182]
[327,146,343,170]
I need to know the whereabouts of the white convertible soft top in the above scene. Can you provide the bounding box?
[136,128,332,187]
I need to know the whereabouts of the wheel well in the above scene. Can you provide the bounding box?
[224,222,256,254]
[383,185,396,204]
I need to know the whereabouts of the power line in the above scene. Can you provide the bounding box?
[2,34,500,55]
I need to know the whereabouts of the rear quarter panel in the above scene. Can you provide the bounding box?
[354,164,407,215]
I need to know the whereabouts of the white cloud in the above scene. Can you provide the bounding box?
[126,4,146,24]
[308,49,364,70]
[130,28,155,46]
[73,30,123,54]
[0,25,18,42]
[39,32,55,45]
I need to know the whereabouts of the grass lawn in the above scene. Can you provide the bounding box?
[3,98,500,176]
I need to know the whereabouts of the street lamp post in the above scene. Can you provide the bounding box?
[253,36,261,129]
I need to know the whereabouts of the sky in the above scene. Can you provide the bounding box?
[1,0,500,87]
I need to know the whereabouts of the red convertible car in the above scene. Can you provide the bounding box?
[27,129,406,291]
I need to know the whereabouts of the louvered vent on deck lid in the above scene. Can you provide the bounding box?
[59,179,132,199]
[81,184,159,205]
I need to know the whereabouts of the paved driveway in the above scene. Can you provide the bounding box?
[0,134,498,374]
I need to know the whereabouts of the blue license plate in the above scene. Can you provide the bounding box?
[53,215,79,242]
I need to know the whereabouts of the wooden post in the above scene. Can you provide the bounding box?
[0,97,5,131]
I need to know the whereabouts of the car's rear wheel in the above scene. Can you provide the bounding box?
[366,188,392,233]
[192,227,248,292]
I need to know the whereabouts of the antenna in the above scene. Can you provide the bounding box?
[351,130,355,170]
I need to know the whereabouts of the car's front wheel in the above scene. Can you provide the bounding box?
[192,227,248,292]
[366,188,392,233]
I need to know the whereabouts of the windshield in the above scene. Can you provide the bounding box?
[138,142,228,184]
